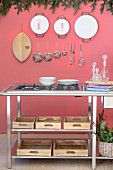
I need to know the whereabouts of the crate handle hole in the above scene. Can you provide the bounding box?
[73,124,81,127]
[44,124,53,127]
[19,124,27,126]
[29,151,39,154]
[66,151,75,154]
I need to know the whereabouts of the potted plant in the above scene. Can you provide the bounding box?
[96,110,113,157]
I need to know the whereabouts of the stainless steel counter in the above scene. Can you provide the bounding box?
[1,84,113,96]
[1,83,113,170]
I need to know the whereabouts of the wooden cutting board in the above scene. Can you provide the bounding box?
[85,81,113,85]
[12,32,32,62]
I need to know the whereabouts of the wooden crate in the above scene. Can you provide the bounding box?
[64,116,90,129]
[53,140,88,157]
[12,117,35,129]
[35,116,61,129]
[17,139,52,156]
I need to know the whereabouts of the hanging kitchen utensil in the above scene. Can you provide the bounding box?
[78,43,86,66]
[30,13,49,37]
[62,44,67,56]
[43,42,53,62]
[33,42,43,63]
[74,12,98,42]
[53,42,61,59]
[70,43,75,65]
[54,16,70,39]
[12,32,32,62]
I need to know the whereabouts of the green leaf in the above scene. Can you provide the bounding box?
[100,121,106,130]
[1,0,113,15]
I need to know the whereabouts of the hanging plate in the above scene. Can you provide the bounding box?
[12,32,32,62]
[54,16,70,38]
[30,15,49,36]
[74,15,98,39]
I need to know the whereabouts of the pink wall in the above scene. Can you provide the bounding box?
[0,2,113,133]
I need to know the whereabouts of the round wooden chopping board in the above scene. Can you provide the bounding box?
[12,32,32,62]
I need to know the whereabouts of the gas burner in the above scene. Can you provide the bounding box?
[15,84,38,90]
[15,84,79,91]
[57,84,79,91]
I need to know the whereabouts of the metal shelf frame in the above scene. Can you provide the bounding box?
[11,129,93,132]
[11,156,113,160]
[12,156,92,159]
[2,87,113,170]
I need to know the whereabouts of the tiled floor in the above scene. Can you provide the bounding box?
[0,134,113,170]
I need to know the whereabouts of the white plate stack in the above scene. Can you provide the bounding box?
[58,79,79,85]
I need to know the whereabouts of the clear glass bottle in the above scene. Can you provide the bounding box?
[94,68,102,82]
[100,55,109,82]
[91,62,97,81]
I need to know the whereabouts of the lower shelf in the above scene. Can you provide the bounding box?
[96,157,113,159]
[11,154,113,159]
[11,140,113,160]
[12,139,89,158]
[12,155,92,159]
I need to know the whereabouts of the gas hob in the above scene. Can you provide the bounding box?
[14,84,80,91]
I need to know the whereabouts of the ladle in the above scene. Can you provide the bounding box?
[70,43,75,65]
[78,43,86,66]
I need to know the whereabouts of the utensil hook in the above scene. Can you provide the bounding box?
[20,23,23,32]
[56,42,59,51]
[63,43,66,50]
[47,42,50,52]
[80,43,82,58]
[37,42,39,52]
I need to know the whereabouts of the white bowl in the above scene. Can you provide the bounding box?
[39,77,56,86]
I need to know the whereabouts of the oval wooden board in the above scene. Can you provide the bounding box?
[12,32,32,62]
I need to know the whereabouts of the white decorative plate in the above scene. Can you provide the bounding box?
[30,15,49,34]
[74,15,98,39]
[54,19,70,35]
[58,79,79,85]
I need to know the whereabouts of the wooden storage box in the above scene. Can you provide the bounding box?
[64,116,90,129]
[35,116,61,129]
[53,140,88,157]
[17,139,52,156]
[12,117,35,129]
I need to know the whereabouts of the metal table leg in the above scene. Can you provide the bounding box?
[7,96,11,169]
[92,96,97,170]
[17,96,21,145]
[88,96,92,156]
